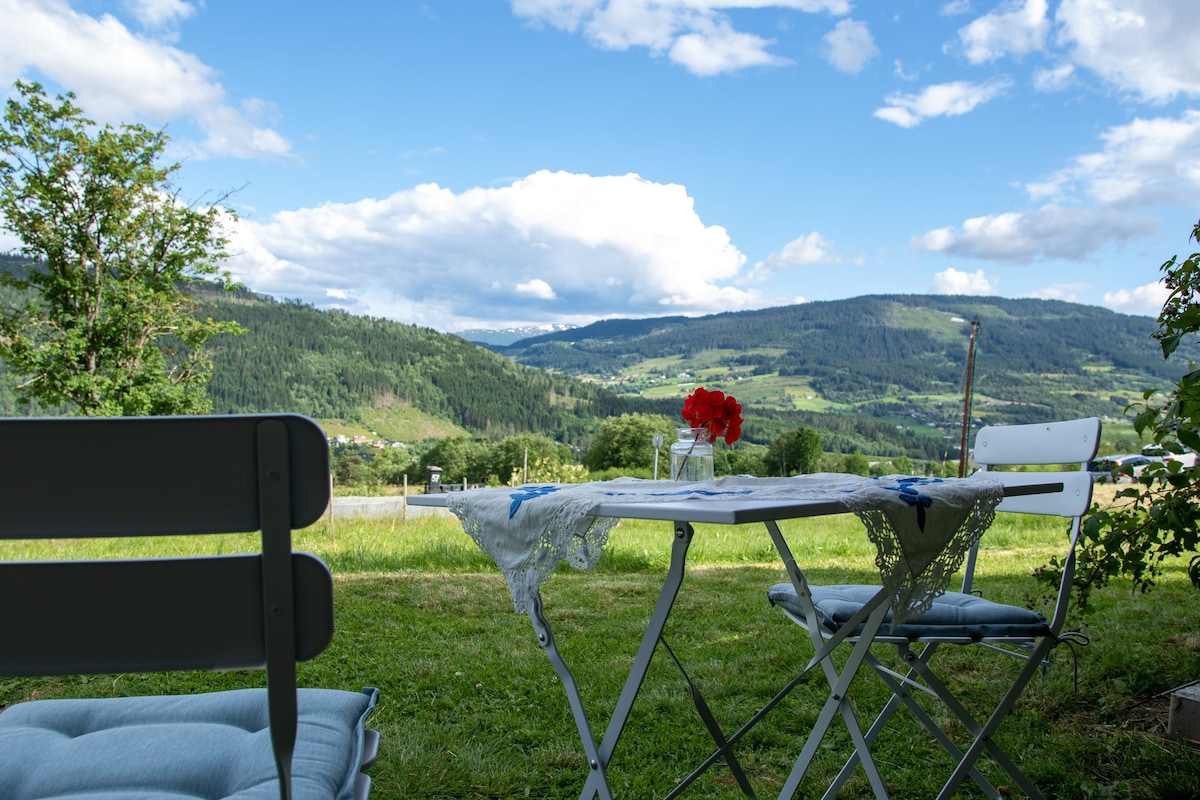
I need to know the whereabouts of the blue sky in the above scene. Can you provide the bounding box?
[2,0,1199,333]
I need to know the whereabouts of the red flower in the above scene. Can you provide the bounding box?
[681,387,743,445]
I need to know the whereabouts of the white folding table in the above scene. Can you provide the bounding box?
[409,475,1054,799]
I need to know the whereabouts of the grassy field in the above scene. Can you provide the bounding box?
[2,492,1199,799]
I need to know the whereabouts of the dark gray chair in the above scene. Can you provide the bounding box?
[0,414,378,800]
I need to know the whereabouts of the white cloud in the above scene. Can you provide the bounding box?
[823,19,878,74]
[750,231,840,280]
[893,59,918,81]
[123,0,193,30]
[515,278,557,299]
[227,171,766,330]
[1056,0,1200,102]
[1024,282,1088,302]
[1033,62,1074,92]
[931,267,998,295]
[670,21,790,76]
[1103,281,1169,314]
[1026,110,1200,206]
[918,108,1198,273]
[509,0,851,76]
[874,78,1012,128]
[957,0,1049,63]
[940,1,972,16]
[0,0,290,159]
[913,205,1158,262]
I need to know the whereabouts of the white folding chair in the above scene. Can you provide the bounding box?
[767,417,1100,799]
[0,414,379,800]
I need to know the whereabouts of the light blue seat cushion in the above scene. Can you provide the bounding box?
[767,583,1050,640]
[0,686,379,800]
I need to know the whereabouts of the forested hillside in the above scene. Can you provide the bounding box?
[192,289,953,457]
[192,284,633,448]
[500,295,1188,426]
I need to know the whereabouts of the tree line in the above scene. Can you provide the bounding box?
[332,412,938,493]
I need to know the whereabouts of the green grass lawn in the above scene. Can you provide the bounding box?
[2,509,1199,799]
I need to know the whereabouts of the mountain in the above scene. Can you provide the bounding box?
[459,323,577,347]
[498,295,1189,430]
[0,251,1189,461]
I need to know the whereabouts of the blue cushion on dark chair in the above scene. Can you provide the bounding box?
[767,583,1050,640]
[0,687,379,800]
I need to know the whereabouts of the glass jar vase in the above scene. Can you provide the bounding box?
[670,427,714,482]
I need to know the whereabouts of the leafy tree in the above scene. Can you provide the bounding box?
[416,436,491,484]
[526,457,589,484]
[716,447,765,477]
[763,427,822,476]
[1056,219,1200,606]
[488,434,567,484]
[0,81,241,415]
[370,445,413,486]
[332,449,370,487]
[840,451,870,476]
[584,413,677,473]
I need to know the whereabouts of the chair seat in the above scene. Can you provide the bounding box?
[767,583,1050,640]
[0,687,379,800]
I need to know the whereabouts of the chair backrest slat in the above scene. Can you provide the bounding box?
[973,417,1100,467]
[986,470,1094,517]
[0,553,334,676]
[0,414,330,539]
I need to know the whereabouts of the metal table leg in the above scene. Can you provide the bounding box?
[527,522,697,799]
[529,520,759,799]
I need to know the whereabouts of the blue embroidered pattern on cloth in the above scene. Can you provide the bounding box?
[509,485,562,518]
[877,476,941,531]
[447,475,1004,619]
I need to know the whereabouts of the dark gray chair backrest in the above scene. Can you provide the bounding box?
[0,413,334,800]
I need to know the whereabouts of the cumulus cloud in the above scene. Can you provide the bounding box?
[515,278,557,299]
[0,0,290,159]
[913,205,1158,263]
[509,0,851,76]
[227,171,766,330]
[1024,282,1088,302]
[956,0,1049,63]
[749,231,859,282]
[1056,0,1200,102]
[915,108,1197,273]
[671,21,790,76]
[1026,110,1200,206]
[123,0,193,30]
[874,78,1012,127]
[823,19,878,74]
[1033,63,1074,92]
[931,267,998,295]
[1104,281,1169,315]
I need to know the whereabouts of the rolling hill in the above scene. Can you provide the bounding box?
[0,251,1188,460]
[497,295,1189,430]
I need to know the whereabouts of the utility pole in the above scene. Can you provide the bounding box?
[958,317,980,478]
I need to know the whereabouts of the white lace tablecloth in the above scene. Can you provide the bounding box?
[447,474,1005,623]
